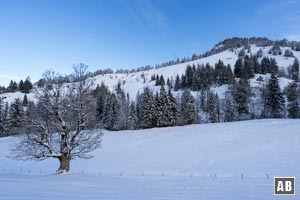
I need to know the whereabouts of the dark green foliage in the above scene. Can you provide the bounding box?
[290,58,299,81]
[128,101,138,130]
[140,87,156,129]
[286,81,300,118]
[266,74,285,118]
[174,74,181,91]
[207,91,220,123]
[180,90,197,125]
[234,58,243,78]
[7,98,24,135]
[22,94,28,107]
[232,78,251,118]
[93,82,110,120]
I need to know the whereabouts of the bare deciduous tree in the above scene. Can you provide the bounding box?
[10,64,102,173]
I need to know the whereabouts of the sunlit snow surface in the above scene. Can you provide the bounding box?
[0,119,300,199]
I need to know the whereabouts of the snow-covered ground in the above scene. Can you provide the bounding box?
[1,44,300,103]
[0,119,299,199]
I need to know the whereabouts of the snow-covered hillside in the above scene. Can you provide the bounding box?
[1,44,300,103]
[1,119,299,199]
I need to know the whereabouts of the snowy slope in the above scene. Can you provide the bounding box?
[0,119,300,200]
[1,45,299,103]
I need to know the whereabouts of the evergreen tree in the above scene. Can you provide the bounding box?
[253,56,261,74]
[159,75,165,86]
[232,78,251,119]
[155,75,160,86]
[270,58,278,74]
[234,58,243,78]
[291,58,299,81]
[23,77,33,93]
[102,93,118,130]
[181,74,186,88]
[128,101,138,130]
[224,65,234,84]
[286,81,299,118]
[260,57,270,74]
[207,91,219,123]
[22,94,28,107]
[223,93,235,122]
[94,82,109,120]
[156,85,169,127]
[185,65,194,88]
[7,80,18,93]
[180,90,197,125]
[7,98,24,135]
[0,98,4,137]
[19,80,25,93]
[243,55,254,79]
[266,74,285,118]
[140,87,156,129]
[167,89,179,126]
[174,74,181,91]
[166,78,171,87]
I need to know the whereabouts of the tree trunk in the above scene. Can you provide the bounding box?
[57,155,70,173]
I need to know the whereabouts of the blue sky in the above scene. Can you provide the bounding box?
[0,0,300,86]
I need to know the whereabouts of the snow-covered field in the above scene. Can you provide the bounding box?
[0,119,300,199]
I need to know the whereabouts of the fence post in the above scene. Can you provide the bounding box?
[266,173,269,179]
[241,173,244,180]
[215,173,217,179]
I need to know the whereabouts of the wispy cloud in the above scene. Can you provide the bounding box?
[115,0,167,31]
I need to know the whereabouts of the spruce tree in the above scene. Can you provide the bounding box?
[234,58,243,78]
[23,77,33,93]
[174,74,181,91]
[223,93,235,122]
[19,80,25,93]
[128,101,138,130]
[7,98,24,135]
[180,90,197,125]
[102,93,118,130]
[156,85,169,127]
[159,75,165,86]
[232,78,251,119]
[266,74,285,118]
[207,91,218,123]
[167,89,178,126]
[0,98,4,137]
[260,57,270,74]
[23,94,29,107]
[291,58,299,81]
[94,82,109,120]
[243,55,254,79]
[140,87,156,129]
[286,81,299,118]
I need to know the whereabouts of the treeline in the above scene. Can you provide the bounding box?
[0,77,33,94]
[0,94,29,136]
[28,37,300,83]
